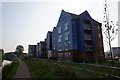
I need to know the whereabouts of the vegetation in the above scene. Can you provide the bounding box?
[102,0,119,60]
[2,58,19,80]
[100,60,120,67]
[15,45,24,57]
[24,57,120,79]
[85,60,120,67]
[63,62,120,77]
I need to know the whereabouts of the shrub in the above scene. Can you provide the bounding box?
[2,59,19,80]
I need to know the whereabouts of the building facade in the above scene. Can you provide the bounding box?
[52,10,104,62]
[39,41,46,58]
[94,20,105,62]
[52,27,57,59]
[28,45,37,57]
[36,42,40,58]
[46,31,53,59]
[112,47,120,59]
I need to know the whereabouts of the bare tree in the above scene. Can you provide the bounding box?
[102,0,119,59]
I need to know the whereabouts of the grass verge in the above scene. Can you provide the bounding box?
[24,57,120,79]
[63,62,120,77]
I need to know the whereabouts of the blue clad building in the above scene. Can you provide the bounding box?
[52,27,57,59]
[52,10,104,62]
[46,31,53,59]
[28,45,37,57]
[36,42,40,58]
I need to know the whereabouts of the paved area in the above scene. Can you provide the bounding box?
[13,58,31,79]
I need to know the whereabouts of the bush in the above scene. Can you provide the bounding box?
[2,59,19,80]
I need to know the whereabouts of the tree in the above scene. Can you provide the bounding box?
[102,0,119,60]
[15,45,24,57]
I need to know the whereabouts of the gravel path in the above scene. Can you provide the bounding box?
[13,58,31,79]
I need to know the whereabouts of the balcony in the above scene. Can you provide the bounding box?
[84,34,92,40]
[85,44,92,51]
[84,24,91,30]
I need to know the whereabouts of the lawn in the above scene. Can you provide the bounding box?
[25,58,78,79]
[62,62,120,77]
[2,58,19,80]
[94,60,120,67]
[24,57,120,79]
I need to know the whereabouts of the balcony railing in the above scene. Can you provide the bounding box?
[85,45,92,51]
[84,34,92,40]
[84,24,91,30]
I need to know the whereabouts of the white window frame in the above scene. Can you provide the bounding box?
[64,22,69,31]
[65,41,70,50]
[58,35,62,42]
[64,32,69,41]
[58,27,61,34]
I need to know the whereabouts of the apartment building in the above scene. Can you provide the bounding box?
[39,41,46,58]
[28,10,105,62]
[45,31,53,59]
[28,45,37,57]
[36,42,40,57]
[52,10,104,62]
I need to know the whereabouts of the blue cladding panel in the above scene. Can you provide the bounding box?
[54,10,100,52]
[56,10,73,51]
[52,27,57,52]
[77,11,96,51]
[46,31,52,51]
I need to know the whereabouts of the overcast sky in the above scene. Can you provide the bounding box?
[1,0,119,53]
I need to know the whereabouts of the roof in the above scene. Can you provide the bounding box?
[66,12,79,19]
[40,41,45,43]
[48,31,52,33]
[28,45,37,47]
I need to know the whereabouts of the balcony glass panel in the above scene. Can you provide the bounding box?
[84,24,91,30]
[85,34,92,40]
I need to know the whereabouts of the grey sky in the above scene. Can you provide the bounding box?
[1,0,119,53]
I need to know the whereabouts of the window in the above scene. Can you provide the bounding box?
[85,44,92,51]
[72,20,76,27]
[65,41,70,50]
[58,27,61,34]
[65,52,70,56]
[98,33,101,38]
[100,51,103,55]
[98,25,100,29]
[84,23,91,30]
[100,42,102,47]
[68,53,71,55]
[54,45,55,49]
[85,34,92,40]
[64,22,69,31]
[58,43,62,51]
[58,35,62,42]
[64,32,69,41]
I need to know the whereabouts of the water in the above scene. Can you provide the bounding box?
[2,60,13,67]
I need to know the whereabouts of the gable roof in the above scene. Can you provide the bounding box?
[60,10,101,25]
[65,10,91,20]
[66,11,79,19]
